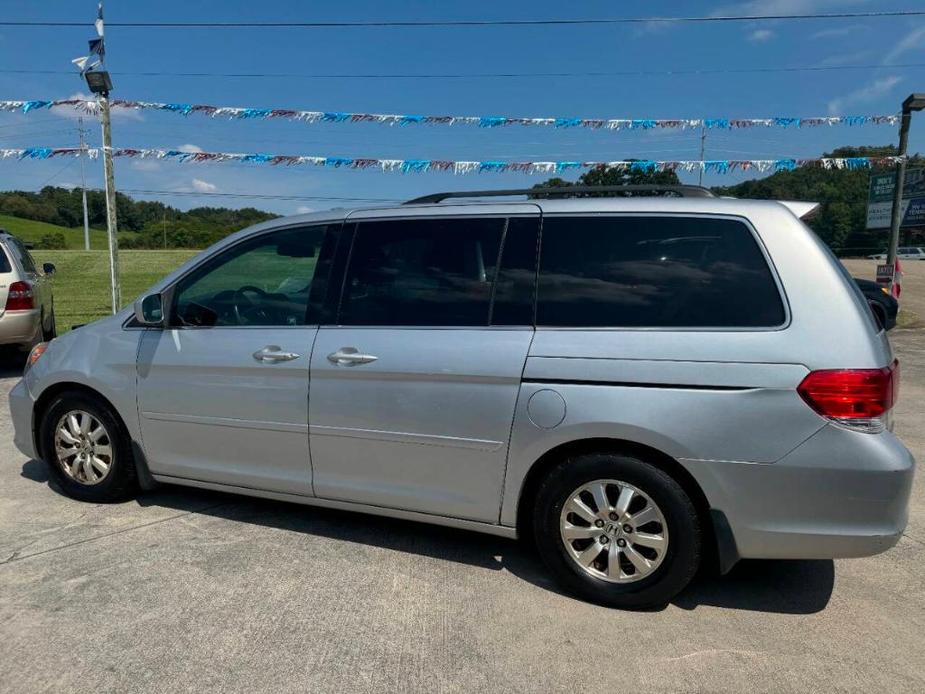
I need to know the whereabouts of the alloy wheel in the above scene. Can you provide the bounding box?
[559,479,669,583]
[54,410,113,486]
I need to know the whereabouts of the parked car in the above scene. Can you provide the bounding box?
[9,186,914,609]
[868,247,925,260]
[854,277,899,330]
[0,230,56,352]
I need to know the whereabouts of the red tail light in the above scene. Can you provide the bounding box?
[5,280,34,311]
[797,360,899,422]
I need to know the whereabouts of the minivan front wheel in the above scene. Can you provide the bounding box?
[533,452,701,609]
[39,390,138,502]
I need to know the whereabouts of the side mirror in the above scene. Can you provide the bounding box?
[134,293,165,327]
[42,262,56,275]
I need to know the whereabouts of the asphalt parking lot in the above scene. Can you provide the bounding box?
[1,259,923,693]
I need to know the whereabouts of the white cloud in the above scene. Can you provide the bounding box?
[632,19,679,36]
[295,205,314,214]
[712,0,869,16]
[191,178,217,193]
[817,49,875,67]
[130,159,161,172]
[882,25,925,65]
[176,143,203,153]
[748,29,775,42]
[811,24,863,40]
[827,75,903,115]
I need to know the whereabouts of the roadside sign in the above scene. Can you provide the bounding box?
[866,168,925,229]
[876,263,894,286]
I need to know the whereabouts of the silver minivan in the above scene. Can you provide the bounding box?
[8,187,914,608]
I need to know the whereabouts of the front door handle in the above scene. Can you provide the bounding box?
[253,345,300,363]
[327,346,378,366]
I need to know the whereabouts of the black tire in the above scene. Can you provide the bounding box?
[39,390,139,502]
[43,307,57,341]
[533,452,701,609]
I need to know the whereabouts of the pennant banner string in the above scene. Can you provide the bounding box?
[0,99,900,130]
[0,146,904,175]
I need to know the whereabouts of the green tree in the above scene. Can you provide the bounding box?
[713,145,923,254]
[532,162,681,197]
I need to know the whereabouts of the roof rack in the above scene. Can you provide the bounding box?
[403,185,714,205]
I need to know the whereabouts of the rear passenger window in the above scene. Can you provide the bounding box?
[537,216,785,328]
[5,238,35,274]
[0,247,11,274]
[340,218,505,326]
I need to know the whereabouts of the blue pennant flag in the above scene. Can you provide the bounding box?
[323,156,352,167]
[402,160,431,173]
[162,104,194,115]
[240,108,272,119]
[20,148,53,159]
[629,160,657,172]
[22,101,51,113]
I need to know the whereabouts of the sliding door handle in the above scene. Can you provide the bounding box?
[327,347,378,366]
[253,345,300,363]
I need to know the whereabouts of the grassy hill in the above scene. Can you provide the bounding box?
[0,214,134,250]
[31,250,198,330]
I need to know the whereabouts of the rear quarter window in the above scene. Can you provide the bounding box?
[0,245,12,274]
[537,215,785,328]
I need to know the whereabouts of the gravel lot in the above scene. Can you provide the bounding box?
[0,259,923,694]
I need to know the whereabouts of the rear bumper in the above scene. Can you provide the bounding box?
[9,378,37,460]
[0,309,40,346]
[683,424,914,560]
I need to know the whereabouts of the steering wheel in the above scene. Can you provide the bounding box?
[232,285,272,325]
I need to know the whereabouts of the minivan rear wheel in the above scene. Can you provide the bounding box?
[533,452,701,609]
[39,390,139,502]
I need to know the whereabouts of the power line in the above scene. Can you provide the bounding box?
[1,11,924,28]
[1,63,924,80]
[115,189,399,203]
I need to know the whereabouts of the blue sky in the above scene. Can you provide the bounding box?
[0,0,923,214]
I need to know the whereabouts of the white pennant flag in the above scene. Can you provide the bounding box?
[95,3,105,37]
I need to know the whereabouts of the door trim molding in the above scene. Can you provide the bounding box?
[142,410,308,434]
[309,424,503,451]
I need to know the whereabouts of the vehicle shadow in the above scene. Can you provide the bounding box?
[0,347,26,377]
[21,460,834,614]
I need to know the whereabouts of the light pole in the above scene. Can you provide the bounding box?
[886,93,925,285]
[84,69,121,313]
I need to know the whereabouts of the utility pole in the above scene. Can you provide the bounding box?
[886,94,925,286]
[99,93,121,312]
[698,125,706,186]
[78,117,91,251]
[73,3,120,312]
